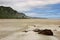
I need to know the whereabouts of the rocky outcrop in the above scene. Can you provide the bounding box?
[38,29,53,36]
[33,29,53,36]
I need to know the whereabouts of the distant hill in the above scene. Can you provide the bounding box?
[0,6,27,19]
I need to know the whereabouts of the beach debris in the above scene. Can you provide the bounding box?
[59,26,60,27]
[33,25,36,27]
[54,29,57,31]
[33,29,41,32]
[23,30,28,32]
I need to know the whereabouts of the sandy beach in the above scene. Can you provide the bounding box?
[0,19,60,40]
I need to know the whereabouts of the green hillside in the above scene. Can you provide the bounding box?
[0,6,27,19]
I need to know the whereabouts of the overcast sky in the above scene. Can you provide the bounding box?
[0,0,60,18]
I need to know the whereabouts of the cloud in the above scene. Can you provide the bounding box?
[0,0,60,11]
[24,3,60,18]
[25,13,39,17]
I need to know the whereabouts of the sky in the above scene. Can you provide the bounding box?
[0,0,60,19]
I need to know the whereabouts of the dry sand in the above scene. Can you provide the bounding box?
[0,19,60,40]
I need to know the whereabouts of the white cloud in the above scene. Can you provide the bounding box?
[25,13,41,17]
[0,0,60,11]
